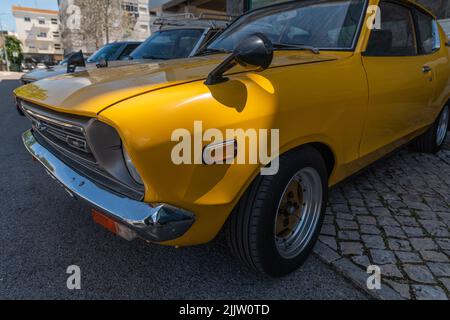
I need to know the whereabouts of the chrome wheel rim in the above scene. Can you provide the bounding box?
[274,167,323,259]
[437,105,449,146]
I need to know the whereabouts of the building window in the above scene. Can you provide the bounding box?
[53,31,60,37]
[37,32,47,38]
[24,17,31,22]
[51,18,58,24]
[28,44,36,49]
[122,2,139,17]
[38,18,45,24]
[140,24,148,30]
[54,44,61,50]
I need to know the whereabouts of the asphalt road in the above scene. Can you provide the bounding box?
[0,77,368,299]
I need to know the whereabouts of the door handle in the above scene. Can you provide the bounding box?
[423,65,432,73]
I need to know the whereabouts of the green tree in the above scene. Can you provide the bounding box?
[4,35,23,71]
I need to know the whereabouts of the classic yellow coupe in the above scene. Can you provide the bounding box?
[15,0,450,276]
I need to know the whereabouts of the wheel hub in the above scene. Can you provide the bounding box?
[274,167,323,259]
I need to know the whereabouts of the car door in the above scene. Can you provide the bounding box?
[360,1,436,157]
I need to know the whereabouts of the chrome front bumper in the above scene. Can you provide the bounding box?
[22,130,195,243]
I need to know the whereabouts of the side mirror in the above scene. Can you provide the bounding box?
[96,58,108,68]
[205,33,273,85]
[67,50,86,73]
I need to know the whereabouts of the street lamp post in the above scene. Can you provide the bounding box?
[0,13,10,72]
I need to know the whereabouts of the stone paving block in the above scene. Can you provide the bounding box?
[351,255,371,268]
[419,220,450,237]
[396,216,419,227]
[413,285,447,300]
[410,238,438,251]
[404,265,436,284]
[340,242,364,256]
[436,238,450,250]
[385,280,411,299]
[388,239,412,251]
[396,251,422,263]
[357,215,377,225]
[420,251,449,263]
[370,249,397,265]
[320,224,336,236]
[427,263,450,277]
[377,216,400,227]
[338,231,360,241]
[362,235,385,249]
[323,216,334,225]
[336,219,358,231]
[350,206,370,214]
[360,224,381,235]
[381,264,403,278]
[424,197,449,212]
[383,226,407,239]
[371,207,392,217]
[348,198,365,207]
[440,278,450,292]
[336,213,354,221]
[332,203,350,213]
[313,242,341,264]
[416,211,439,220]
[318,236,338,251]
[403,226,425,237]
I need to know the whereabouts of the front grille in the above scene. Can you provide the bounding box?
[21,101,96,164]
[19,99,145,201]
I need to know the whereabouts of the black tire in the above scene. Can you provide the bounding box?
[411,105,449,154]
[226,146,328,277]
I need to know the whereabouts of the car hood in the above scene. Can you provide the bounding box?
[22,65,78,82]
[21,59,155,83]
[14,52,341,117]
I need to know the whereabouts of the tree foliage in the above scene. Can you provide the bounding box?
[4,35,23,66]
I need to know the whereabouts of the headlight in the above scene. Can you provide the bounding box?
[123,148,143,185]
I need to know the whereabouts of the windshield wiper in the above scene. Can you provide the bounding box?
[195,48,230,56]
[272,43,320,54]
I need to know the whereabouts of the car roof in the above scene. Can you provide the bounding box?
[158,26,222,32]
[109,41,142,45]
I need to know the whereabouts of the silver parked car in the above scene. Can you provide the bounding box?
[21,41,142,84]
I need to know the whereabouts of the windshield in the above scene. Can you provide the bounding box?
[130,29,204,60]
[207,0,366,52]
[87,43,123,63]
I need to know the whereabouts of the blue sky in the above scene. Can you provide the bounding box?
[0,0,58,32]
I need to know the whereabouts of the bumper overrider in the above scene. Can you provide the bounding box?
[22,130,195,243]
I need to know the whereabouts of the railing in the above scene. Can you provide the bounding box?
[151,12,236,29]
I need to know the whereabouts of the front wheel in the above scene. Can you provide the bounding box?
[411,105,449,154]
[226,146,328,277]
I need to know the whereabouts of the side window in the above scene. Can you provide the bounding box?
[415,10,441,54]
[365,2,417,56]
[119,44,140,60]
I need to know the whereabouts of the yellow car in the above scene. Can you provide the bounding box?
[15,0,450,277]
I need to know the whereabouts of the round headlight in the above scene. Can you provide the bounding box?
[123,148,143,185]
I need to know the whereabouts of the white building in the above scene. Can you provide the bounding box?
[12,6,64,63]
[58,0,151,55]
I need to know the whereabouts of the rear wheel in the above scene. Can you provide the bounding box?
[226,146,328,277]
[411,105,449,154]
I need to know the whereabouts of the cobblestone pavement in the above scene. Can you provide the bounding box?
[314,137,450,300]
